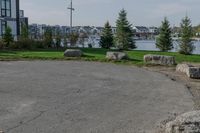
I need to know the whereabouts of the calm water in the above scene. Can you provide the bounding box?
[136,40,200,55]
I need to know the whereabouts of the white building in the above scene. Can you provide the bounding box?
[133,26,149,33]
[148,27,158,34]
[0,0,28,39]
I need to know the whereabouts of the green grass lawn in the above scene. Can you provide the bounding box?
[0,48,200,66]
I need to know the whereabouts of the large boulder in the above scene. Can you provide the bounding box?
[176,64,193,74]
[144,54,176,66]
[64,49,83,57]
[106,52,128,61]
[176,64,200,79]
[165,111,200,133]
[188,67,200,79]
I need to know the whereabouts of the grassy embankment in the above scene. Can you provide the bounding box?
[0,48,199,66]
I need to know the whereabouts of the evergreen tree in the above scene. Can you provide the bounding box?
[156,17,173,52]
[99,21,114,49]
[20,23,29,39]
[3,26,14,47]
[115,9,136,50]
[179,16,195,55]
[43,27,53,48]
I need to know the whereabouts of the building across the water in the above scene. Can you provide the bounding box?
[0,0,28,39]
[133,26,158,40]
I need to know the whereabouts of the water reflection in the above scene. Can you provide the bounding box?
[136,40,200,54]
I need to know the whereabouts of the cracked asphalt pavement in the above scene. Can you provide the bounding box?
[0,61,194,133]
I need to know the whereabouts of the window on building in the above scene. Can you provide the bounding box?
[20,10,24,17]
[1,21,7,34]
[1,0,11,17]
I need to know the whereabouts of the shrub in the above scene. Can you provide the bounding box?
[88,43,93,48]
[16,39,33,49]
[44,27,53,48]
[10,39,50,50]
[0,39,5,49]
[9,42,19,49]
[3,26,14,47]
[33,41,46,49]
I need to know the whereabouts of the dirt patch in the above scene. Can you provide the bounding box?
[144,65,200,110]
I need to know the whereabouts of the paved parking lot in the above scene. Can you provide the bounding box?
[0,61,194,133]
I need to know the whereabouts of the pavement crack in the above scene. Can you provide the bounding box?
[5,111,46,133]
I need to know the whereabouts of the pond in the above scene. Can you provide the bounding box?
[136,40,200,55]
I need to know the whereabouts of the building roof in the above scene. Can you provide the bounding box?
[135,26,149,31]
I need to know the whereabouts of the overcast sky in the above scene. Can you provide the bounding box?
[20,0,200,27]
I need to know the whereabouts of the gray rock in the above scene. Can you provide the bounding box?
[144,54,176,66]
[106,52,128,60]
[176,64,192,74]
[176,64,200,79]
[64,49,83,57]
[165,111,200,133]
[188,67,200,79]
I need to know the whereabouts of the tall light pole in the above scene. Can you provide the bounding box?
[68,0,75,46]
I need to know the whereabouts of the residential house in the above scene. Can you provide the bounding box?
[111,27,117,34]
[133,26,158,40]
[133,26,149,33]
[61,26,70,35]
[148,27,159,39]
[148,27,158,34]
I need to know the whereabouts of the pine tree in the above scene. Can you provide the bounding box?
[115,9,136,50]
[179,16,195,55]
[3,26,14,47]
[99,21,114,49]
[156,17,173,52]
